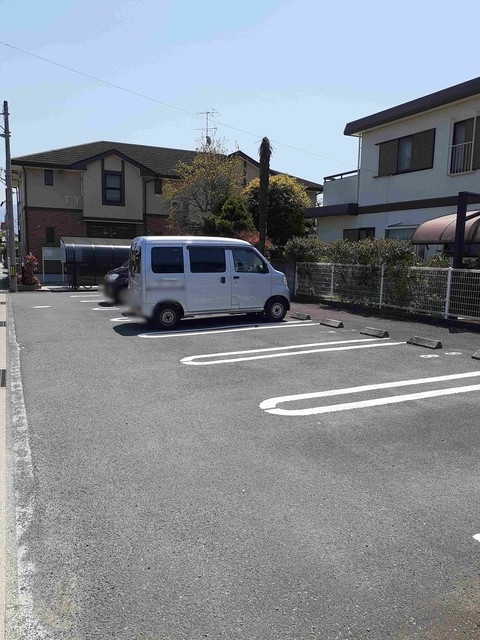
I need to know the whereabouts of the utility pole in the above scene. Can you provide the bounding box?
[1,100,17,291]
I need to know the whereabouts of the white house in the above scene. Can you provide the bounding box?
[307,76,480,258]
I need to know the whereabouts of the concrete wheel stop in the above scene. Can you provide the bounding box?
[360,327,389,338]
[320,319,344,328]
[290,312,312,321]
[407,336,442,349]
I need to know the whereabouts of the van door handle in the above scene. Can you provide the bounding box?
[233,276,240,280]
[220,276,226,283]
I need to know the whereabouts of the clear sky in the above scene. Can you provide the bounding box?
[1,0,479,210]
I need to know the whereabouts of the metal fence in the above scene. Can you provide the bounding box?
[295,263,480,321]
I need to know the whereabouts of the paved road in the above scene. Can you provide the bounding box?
[5,289,480,639]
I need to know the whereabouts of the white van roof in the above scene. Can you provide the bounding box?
[132,236,253,247]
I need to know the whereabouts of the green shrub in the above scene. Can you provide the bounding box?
[283,237,328,262]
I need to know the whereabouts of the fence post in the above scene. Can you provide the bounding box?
[444,267,453,319]
[379,264,385,308]
[330,263,335,298]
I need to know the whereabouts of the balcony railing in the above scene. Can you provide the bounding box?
[449,141,473,174]
[324,170,358,182]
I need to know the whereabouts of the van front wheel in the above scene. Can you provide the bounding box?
[153,304,181,330]
[264,297,287,322]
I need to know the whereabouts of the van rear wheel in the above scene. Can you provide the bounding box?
[264,297,287,322]
[152,303,181,330]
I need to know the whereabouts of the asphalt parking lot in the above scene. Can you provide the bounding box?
[6,289,480,639]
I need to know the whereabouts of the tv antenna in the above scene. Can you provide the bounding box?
[196,109,219,145]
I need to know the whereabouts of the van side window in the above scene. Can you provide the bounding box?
[151,246,184,273]
[232,248,268,274]
[129,246,141,274]
[188,247,226,273]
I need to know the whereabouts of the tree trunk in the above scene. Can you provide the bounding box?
[258,137,272,255]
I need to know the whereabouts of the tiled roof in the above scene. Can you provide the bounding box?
[12,140,323,190]
[12,141,197,177]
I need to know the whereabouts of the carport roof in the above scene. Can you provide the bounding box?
[410,210,480,244]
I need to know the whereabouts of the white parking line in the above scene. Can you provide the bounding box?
[181,338,403,365]
[31,306,51,309]
[92,307,120,311]
[80,299,106,303]
[70,294,101,298]
[473,534,480,542]
[260,370,480,416]
[110,317,132,322]
[138,321,323,338]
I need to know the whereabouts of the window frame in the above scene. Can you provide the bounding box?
[45,226,55,244]
[343,227,375,242]
[396,136,413,173]
[377,128,435,177]
[44,169,54,186]
[384,226,416,241]
[449,118,476,174]
[102,160,125,206]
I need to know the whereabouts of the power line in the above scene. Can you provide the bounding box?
[1,41,356,170]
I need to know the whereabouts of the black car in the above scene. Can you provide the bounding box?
[102,261,129,304]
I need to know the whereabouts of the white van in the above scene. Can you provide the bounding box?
[128,236,290,329]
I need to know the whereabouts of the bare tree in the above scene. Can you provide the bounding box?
[162,138,244,233]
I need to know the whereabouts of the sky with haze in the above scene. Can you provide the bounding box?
[1,0,479,220]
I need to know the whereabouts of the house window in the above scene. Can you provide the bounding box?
[384,227,416,241]
[397,137,413,172]
[103,172,123,205]
[448,118,480,174]
[378,128,435,176]
[45,227,55,243]
[44,169,54,186]
[343,227,375,241]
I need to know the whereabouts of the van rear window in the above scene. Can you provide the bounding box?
[151,246,184,273]
[129,246,141,274]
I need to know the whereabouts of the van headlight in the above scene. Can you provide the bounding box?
[282,274,288,286]
[106,273,119,281]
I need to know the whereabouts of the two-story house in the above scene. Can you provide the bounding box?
[307,76,480,257]
[11,141,322,275]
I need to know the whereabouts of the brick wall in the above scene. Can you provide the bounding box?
[145,215,170,235]
[25,209,171,261]
[26,208,86,260]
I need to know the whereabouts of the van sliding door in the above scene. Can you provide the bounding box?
[185,246,231,312]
